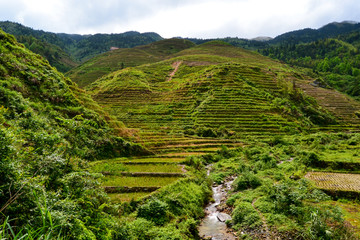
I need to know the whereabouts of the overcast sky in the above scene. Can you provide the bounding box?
[1,0,359,39]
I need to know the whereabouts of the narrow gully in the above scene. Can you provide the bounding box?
[198,168,237,239]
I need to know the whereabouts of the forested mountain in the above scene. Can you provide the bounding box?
[2,20,360,75]
[0,21,163,69]
[261,30,360,99]
[186,21,360,50]
[270,21,360,44]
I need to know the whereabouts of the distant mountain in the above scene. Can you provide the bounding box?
[270,21,360,44]
[251,36,273,42]
[2,20,360,75]
[0,21,163,70]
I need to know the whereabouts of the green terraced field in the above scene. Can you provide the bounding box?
[91,162,184,173]
[323,151,360,163]
[102,175,181,187]
[103,157,186,164]
[108,192,151,203]
[85,41,360,207]
[87,42,360,158]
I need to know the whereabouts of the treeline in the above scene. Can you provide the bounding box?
[0,21,163,69]
[261,32,360,99]
[17,35,78,72]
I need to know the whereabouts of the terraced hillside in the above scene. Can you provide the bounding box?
[88,41,360,147]
[67,38,195,87]
[83,41,360,202]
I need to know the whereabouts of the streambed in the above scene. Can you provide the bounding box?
[198,177,237,240]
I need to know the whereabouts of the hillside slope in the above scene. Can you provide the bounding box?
[67,38,195,87]
[0,29,146,238]
[261,32,360,99]
[87,41,360,154]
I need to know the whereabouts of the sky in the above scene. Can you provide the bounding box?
[0,0,360,39]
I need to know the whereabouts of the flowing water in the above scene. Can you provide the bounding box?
[198,176,237,240]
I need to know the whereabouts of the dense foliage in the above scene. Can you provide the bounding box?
[16,35,78,72]
[261,31,360,99]
[0,29,147,238]
[206,132,360,239]
[0,21,163,66]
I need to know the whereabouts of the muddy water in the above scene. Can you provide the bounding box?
[198,178,236,240]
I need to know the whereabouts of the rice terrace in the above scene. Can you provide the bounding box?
[1,18,360,240]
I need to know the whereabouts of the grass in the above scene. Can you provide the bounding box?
[104,157,186,163]
[91,162,184,173]
[67,38,195,87]
[108,192,151,202]
[323,150,360,163]
[101,176,181,187]
[316,200,360,238]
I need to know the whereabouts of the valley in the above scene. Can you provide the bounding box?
[83,39,360,238]
[1,22,360,239]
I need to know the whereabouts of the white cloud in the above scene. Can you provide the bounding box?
[0,0,360,38]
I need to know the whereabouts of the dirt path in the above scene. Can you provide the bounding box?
[252,198,271,240]
[167,61,183,81]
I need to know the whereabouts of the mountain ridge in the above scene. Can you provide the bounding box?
[0,21,163,66]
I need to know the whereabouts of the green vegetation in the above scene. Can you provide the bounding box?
[102,176,181,187]
[2,21,360,239]
[67,38,195,87]
[205,132,360,238]
[0,29,148,239]
[0,21,163,70]
[261,32,360,99]
[90,162,183,173]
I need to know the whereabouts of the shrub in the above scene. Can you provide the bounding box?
[137,198,169,226]
[211,172,227,184]
[300,151,321,167]
[233,171,262,191]
[184,156,204,170]
[268,135,287,146]
[232,202,261,228]
[217,145,238,158]
[195,127,217,138]
[128,218,155,239]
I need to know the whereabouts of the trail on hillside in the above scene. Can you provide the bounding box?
[167,61,183,81]
[252,198,272,240]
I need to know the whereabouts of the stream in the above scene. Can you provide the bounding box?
[198,175,237,240]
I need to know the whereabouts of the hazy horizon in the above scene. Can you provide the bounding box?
[1,0,360,39]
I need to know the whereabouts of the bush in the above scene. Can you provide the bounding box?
[195,127,217,138]
[301,151,321,167]
[233,171,262,191]
[137,198,169,226]
[232,202,261,228]
[184,156,204,171]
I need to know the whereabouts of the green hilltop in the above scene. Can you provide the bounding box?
[67,38,196,87]
[87,40,360,150]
